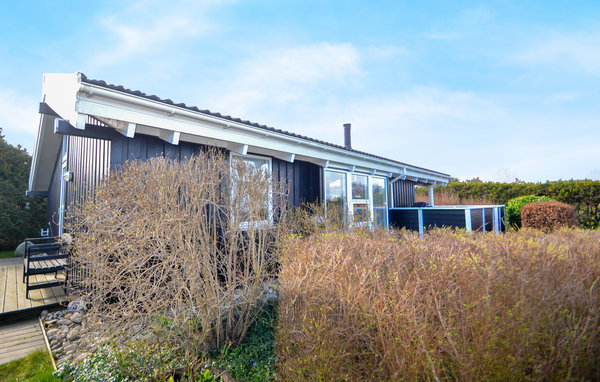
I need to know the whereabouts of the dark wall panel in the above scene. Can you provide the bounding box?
[423,210,466,229]
[270,157,320,208]
[392,180,416,207]
[65,135,111,210]
[484,208,493,231]
[110,133,213,167]
[389,209,420,231]
[470,209,483,231]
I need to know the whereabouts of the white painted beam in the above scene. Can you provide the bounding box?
[159,130,180,145]
[120,122,136,138]
[229,143,248,155]
[75,113,87,130]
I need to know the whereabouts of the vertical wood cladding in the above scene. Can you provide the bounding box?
[423,210,467,229]
[65,135,111,210]
[389,209,420,230]
[110,133,204,166]
[109,134,321,208]
[270,157,321,208]
[50,130,322,232]
[392,179,416,207]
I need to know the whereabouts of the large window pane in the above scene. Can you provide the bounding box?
[326,171,346,221]
[372,177,386,207]
[351,174,368,199]
[231,154,271,225]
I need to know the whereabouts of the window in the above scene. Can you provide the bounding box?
[351,174,368,199]
[231,153,272,229]
[324,170,388,228]
[372,177,388,228]
[325,170,347,223]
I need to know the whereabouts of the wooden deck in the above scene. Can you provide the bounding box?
[0,257,67,317]
[0,317,45,364]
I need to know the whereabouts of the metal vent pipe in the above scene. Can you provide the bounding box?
[343,123,352,149]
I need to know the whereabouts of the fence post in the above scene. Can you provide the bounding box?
[418,208,424,238]
[465,208,472,232]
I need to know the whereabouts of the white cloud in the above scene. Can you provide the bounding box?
[209,42,361,116]
[0,89,39,153]
[88,0,230,69]
[512,31,600,76]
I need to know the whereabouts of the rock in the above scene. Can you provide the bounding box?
[14,242,26,257]
[67,328,81,341]
[71,312,84,324]
[64,344,78,354]
[73,352,90,364]
[40,310,49,319]
[67,300,87,312]
[58,319,72,326]
[46,328,59,337]
[63,312,73,321]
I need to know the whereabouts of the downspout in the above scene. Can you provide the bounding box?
[58,135,68,235]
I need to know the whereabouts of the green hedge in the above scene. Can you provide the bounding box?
[506,195,554,229]
[418,179,600,228]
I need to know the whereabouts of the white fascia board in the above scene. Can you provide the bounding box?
[42,73,80,128]
[76,82,452,182]
[29,113,61,192]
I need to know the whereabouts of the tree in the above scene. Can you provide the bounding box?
[0,128,47,250]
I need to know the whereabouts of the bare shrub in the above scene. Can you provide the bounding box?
[277,228,600,381]
[522,201,578,231]
[415,189,493,205]
[67,151,288,358]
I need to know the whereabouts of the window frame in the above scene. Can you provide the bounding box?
[230,152,273,230]
[323,169,389,228]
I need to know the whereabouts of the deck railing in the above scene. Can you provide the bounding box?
[389,205,506,235]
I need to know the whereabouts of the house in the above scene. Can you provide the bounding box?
[27,72,504,235]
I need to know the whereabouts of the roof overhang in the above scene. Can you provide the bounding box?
[28,72,452,194]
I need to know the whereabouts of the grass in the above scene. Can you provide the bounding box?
[211,303,277,381]
[0,251,15,259]
[0,349,60,381]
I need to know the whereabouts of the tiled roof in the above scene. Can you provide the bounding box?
[80,74,449,177]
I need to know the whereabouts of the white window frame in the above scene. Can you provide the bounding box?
[323,169,389,228]
[324,168,348,221]
[230,152,273,230]
[371,176,389,228]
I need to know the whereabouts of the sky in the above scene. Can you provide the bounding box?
[1,1,599,182]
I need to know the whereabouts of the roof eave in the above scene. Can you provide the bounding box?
[77,80,451,184]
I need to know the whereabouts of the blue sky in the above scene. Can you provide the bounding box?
[1,1,599,182]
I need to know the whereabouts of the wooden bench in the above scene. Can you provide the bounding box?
[23,237,69,299]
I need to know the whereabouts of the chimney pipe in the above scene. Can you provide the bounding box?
[343,123,352,149]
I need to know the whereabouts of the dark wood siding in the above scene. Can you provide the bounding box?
[484,208,493,231]
[389,209,420,231]
[270,157,320,208]
[423,210,466,229]
[66,135,111,209]
[110,133,207,166]
[470,208,483,231]
[392,180,416,207]
[46,142,62,236]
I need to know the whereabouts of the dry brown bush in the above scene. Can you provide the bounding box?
[67,151,289,358]
[277,228,600,381]
[522,201,578,231]
[415,189,493,205]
